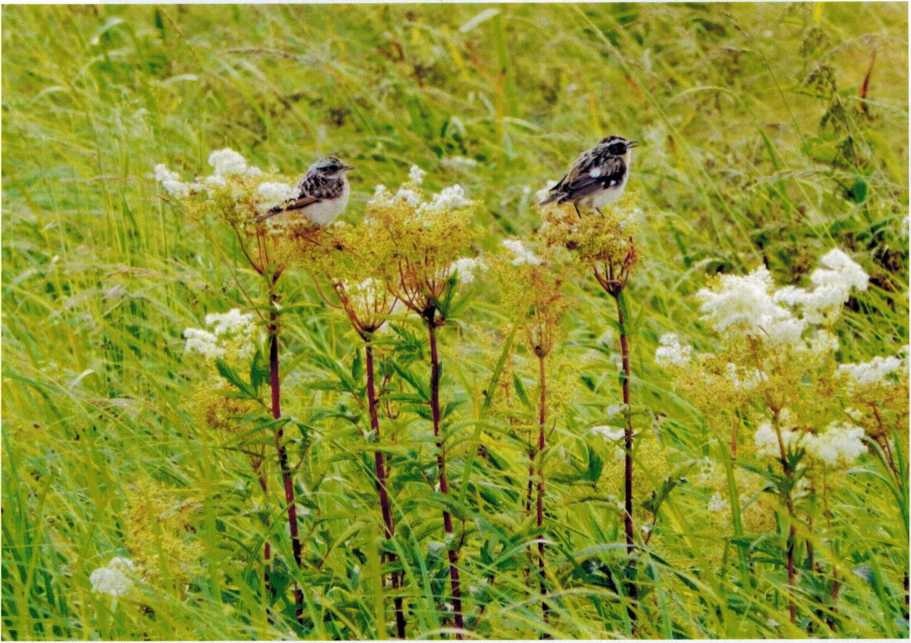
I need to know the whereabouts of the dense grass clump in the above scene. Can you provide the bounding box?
[2,4,908,640]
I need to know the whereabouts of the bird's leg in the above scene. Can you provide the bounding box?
[573,203,583,219]
[595,207,605,216]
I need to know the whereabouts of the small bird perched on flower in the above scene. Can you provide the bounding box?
[541,135,638,214]
[258,156,352,225]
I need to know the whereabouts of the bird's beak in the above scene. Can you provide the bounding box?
[627,140,640,149]
[342,163,354,171]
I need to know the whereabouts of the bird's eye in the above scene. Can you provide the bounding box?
[608,143,627,155]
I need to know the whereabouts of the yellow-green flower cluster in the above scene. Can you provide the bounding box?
[360,167,477,319]
[656,249,902,474]
[124,477,204,588]
[539,200,639,293]
[492,239,569,358]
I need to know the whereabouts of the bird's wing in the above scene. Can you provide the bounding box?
[299,172,344,200]
[255,194,322,221]
[277,195,321,212]
[554,154,626,203]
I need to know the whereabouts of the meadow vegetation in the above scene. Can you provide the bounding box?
[2,3,909,639]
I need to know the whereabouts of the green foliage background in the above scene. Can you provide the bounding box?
[2,3,908,639]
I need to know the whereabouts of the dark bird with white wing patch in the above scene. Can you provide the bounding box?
[541,136,638,215]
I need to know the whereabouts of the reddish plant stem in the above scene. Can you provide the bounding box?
[536,353,549,629]
[269,284,304,625]
[426,316,464,637]
[366,342,407,639]
[611,292,638,624]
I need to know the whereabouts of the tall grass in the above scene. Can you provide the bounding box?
[3,3,908,639]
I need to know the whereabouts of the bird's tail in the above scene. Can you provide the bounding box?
[254,204,286,223]
[539,192,560,206]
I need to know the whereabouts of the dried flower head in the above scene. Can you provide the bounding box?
[361,172,476,323]
[492,241,568,358]
[540,203,638,294]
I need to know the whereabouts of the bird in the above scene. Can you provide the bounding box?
[258,156,352,226]
[540,135,638,215]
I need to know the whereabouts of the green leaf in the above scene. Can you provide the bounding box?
[512,374,532,409]
[216,359,256,398]
[582,446,604,483]
[249,349,269,392]
[482,326,516,409]
[642,475,687,516]
[848,177,868,203]
[351,349,363,385]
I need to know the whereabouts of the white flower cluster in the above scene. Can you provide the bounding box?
[697,250,868,348]
[183,328,223,360]
[408,164,426,185]
[773,249,869,323]
[366,181,471,220]
[805,422,867,467]
[153,164,199,199]
[420,185,471,215]
[154,147,262,198]
[89,557,135,597]
[448,256,487,285]
[697,266,805,345]
[707,492,728,513]
[184,308,256,361]
[501,239,543,266]
[255,181,297,213]
[205,148,262,187]
[753,413,867,467]
[654,333,692,366]
[753,418,801,458]
[837,354,904,386]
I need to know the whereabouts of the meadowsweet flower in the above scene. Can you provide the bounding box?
[655,333,692,366]
[395,187,423,208]
[408,164,426,185]
[205,308,255,337]
[153,164,193,198]
[501,239,543,266]
[772,249,868,324]
[811,249,869,292]
[183,328,224,359]
[90,557,135,597]
[805,422,867,467]
[208,148,251,178]
[256,182,297,212]
[754,419,801,458]
[838,354,904,385]
[449,256,487,284]
[367,184,394,208]
[707,492,728,513]
[419,184,471,215]
[698,267,784,329]
[184,309,256,361]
